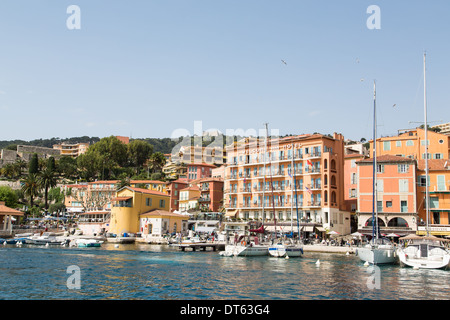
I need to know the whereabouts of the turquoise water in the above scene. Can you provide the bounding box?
[0,243,448,300]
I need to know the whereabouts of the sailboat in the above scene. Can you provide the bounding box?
[396,53,450,269]
[268,143,303,258]
[356,80,397,265]
[220,124,270,257]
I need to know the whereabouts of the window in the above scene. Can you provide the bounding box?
[421,140,430,146]
[422,153,432,160]
[159,199,165,208]
[386,201,392,208]
[434,153,443,159]
[398,164,409,173]
[406,140,414,146]
[399,179,409,192]
[146,198,152,206]
[383,141,391,151]
[401,200,408,213]
[351,160,356,168]
[396,141,402,147]
[437,175,446,191]
[377,201,383,212]
[351,172,357,184]
[376,164,384,173]
[430,197,439,209]
[433,212,441,224]
[419,176,429,187]
[376,179,384,192]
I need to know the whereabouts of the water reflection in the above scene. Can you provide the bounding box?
[0,246,448,300]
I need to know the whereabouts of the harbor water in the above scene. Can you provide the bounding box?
[0,243,448,300]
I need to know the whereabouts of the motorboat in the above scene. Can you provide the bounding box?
[356,237,397,265]
[75,238,103,248]
[397,235,450,269]
[24,232,70,246]
[105,233,136,244]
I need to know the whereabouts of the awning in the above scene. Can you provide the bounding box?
[316,227,326,232]
[304,226,315,232]
[112,197,132,201]
[195,226,216,233]
[225,210,238,218]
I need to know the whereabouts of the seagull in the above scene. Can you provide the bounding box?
[360,78,365,82]
[281,59,287,65]
[393,104,397,108]
[356,58,360,63]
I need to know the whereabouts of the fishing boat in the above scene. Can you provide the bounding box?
[397,53,450,269]
[356,80,397,265]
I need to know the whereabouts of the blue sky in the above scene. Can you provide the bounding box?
[0,1,449,142]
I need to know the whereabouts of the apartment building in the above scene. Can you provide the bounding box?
[356,155,418,236]
[223,132,350,236]
[53,142,89,158]
[369,128,450,160]
[416,159,450,236]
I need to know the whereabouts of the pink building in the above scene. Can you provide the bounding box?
[186,163,216,181]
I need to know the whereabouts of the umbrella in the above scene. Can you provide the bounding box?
[386,233,400,237]
[351,232,364,237]
[327,231,340,235]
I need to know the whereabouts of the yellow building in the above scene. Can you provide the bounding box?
[53,142,89,158]
[109,186,170,234]
[140,209,188,236]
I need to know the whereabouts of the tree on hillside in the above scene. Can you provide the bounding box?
[58,156,78,179]
[0,186,19,208]
[147,152,167,174]
[77,152,103,181]
[127,139,153,174]
[28,153,39,174]
[38,167,58,211]
[21,173,41,209]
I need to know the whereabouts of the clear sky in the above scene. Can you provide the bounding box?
[0,0,449,142]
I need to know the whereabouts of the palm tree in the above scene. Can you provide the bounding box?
[147,152,167,175]
[38,168,58,211]
[21,173,41,209]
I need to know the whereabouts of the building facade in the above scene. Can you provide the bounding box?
[223,132,350,235]
[356,155,418,236]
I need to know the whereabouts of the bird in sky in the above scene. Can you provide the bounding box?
[393,104,397,108]
[281,59,287,65]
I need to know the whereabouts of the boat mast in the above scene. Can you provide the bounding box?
[424,52,430,237]
[264,123,277,239]
[262,124,267,227]
[373,80,378,241]
[293,145,301,240]
[290,144,294,235]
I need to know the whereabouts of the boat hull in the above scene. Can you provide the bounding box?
[220,245,268,256]
[397,249,450,269]
[268,244,303,257]
[356,246,397,265]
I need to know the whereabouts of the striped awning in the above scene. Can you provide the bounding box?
[112,196,132,201]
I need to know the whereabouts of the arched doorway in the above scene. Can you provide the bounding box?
[387,217,409,228]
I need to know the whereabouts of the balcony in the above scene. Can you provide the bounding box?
[198,197,211,203]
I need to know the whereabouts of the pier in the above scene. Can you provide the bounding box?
[171,242,226,252]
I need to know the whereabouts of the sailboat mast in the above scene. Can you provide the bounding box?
[424,52,430,237]
[290,144,294,234]
[262,124,267,225]
[264,123,277,238]
[373,80,378,241]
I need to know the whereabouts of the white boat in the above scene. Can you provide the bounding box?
[356,238,397,265]
[356,81,397,265]
[24,232,70,246]
[220,235,268,257]
[397,235,450,269]
[396,53,450,270]
[75,238,103,248]
[268,241,303,258]
[106,236,136,244]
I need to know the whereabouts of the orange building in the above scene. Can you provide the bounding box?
[416,159,450,235]
[356,155,418,236]
[224,132,350,235]
[369,128,450,160]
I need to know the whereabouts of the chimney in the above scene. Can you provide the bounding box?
[0,201,5,206]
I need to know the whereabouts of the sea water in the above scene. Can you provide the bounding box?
[0,243,448,300]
